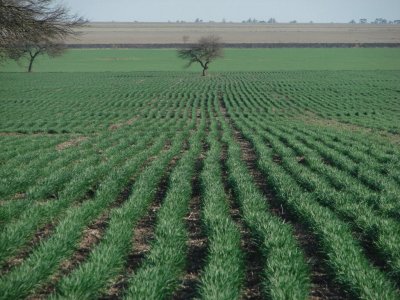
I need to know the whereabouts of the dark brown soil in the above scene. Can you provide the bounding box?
[348,223,400,289]
[27,213,110,300]
[103,202,161,299]
[217,94,265,299]
[233,127,349,299]
[173,154,207,299]
[220,142,265,300]
[219,98,349,299]
[25,173,141,299]
[0,166,141,278]
[0,221,57,276]
[103,155,179,299]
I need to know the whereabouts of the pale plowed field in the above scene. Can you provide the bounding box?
[66,22,400,45]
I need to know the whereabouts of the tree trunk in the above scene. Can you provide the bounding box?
[28,51,39,73]
[28,56,34,72]
[202,62,209,76]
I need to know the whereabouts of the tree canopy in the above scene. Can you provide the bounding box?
[178,35,223,76]
[0,0,85,65]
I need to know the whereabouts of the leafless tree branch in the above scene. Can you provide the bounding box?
[0,0,86,63]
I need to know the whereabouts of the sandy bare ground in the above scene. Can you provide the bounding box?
[66,22,400,45]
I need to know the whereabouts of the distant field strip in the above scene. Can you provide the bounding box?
[1,48,400,72]
[66,23,400,45]
[0,70,400,299]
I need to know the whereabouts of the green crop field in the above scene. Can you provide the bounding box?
[1,49,400,299]
[2,48,400,72]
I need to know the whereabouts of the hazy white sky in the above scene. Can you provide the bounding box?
[61,0,400,23]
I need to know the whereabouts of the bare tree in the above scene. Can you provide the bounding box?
[9,38,65,72]
[0,0,86,63]
[177,35,223,76]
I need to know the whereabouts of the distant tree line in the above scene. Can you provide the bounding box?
[169,18,400,25]
[355,18,400,24]
[241,18,279,24]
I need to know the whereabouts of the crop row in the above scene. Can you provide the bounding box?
[124,101,206,299]
[216,98,311,298]
[0,96,198,299]
[0,97,194,228]
[52,121,194,299]
[226,104,399,298]
[1,70,399,299]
